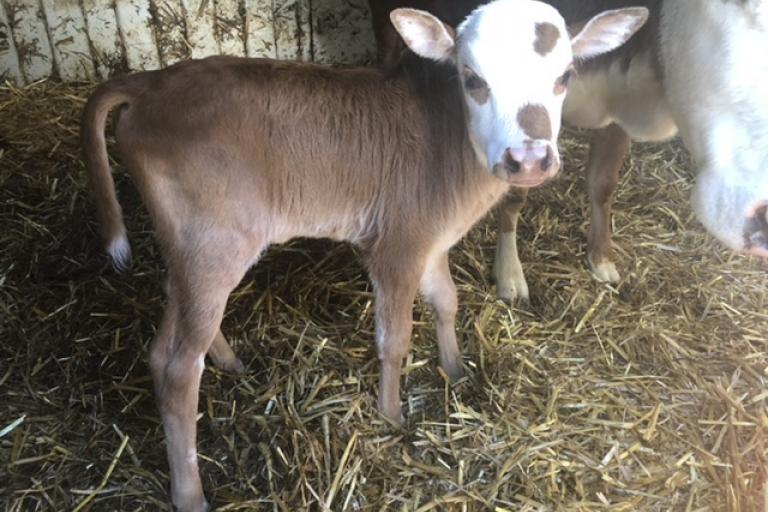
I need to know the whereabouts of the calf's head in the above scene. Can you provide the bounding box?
[391,0,648,188]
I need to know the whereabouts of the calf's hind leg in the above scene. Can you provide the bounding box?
[587,123,630,282]
[149,244,255,512]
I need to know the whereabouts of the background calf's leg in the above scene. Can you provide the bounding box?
[587,123,630,282]
[420,252,463,381]
[494,188,529,303]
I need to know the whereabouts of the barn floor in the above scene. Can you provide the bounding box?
[1,81,767,511]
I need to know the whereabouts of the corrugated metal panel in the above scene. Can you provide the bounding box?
[116,0,161,71]
[0,0,376,84]
[153,0,189,65]
[244,0,275,58]
[215,0,246,57]
[0,1,23,83]
[41,0,95,80]
[81,0,124,79]
[6,0,55,82]
[182,0,220,59]
[274,0,310,60]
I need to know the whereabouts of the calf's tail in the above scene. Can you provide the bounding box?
[80,81,135,271]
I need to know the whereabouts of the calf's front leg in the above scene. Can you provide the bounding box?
[586,123,630,282]
[420,252,463,381]
[494,188,529,303]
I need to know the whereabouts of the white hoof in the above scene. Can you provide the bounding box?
[590,260,620,283]
[494,231,529,303]
[496,273,529,303]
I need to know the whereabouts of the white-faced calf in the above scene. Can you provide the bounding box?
[81,1,646,510]
[372,0,768,302]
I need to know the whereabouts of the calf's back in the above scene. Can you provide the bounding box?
[114,56,492,252]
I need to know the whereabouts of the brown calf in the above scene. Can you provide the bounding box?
[84,55,488,511]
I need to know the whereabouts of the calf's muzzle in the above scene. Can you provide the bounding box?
[495,140,559,188]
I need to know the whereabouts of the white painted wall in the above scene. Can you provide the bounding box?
[0,0,376,84]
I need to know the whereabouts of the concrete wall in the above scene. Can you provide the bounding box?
[0,0,376,84]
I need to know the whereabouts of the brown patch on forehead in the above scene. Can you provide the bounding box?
[517,104,552,140]
[534,22,560,56]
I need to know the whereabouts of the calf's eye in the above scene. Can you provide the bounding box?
[463,68,487,91]
[554,68,575,95]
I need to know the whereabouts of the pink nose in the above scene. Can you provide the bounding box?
[493,141,559,187]
[503,144,555,175]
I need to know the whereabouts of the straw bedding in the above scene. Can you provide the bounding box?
[1,81,767,511]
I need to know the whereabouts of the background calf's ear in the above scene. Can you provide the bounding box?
[571,7,649,60]
[390,8,456,62]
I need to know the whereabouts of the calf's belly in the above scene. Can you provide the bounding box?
[562,56,678,142]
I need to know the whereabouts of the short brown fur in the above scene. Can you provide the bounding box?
[81,54,512,511]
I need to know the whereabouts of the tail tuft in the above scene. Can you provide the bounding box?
[81,80,135,273]
[107,233,132,273]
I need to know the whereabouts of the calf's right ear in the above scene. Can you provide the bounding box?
[390,8,456,62]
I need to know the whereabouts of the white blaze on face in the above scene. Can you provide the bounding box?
[456,1,570,178]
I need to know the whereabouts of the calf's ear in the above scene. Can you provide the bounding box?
[390,8,456,62]
[570,7,649,60]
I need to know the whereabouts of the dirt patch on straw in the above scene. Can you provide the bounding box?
[1,81,767,511]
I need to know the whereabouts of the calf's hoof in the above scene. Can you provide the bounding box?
[173,493,210,512]
[495,275,529,304]
[215,356,246,374]
[440,357,464,383]
[378,399,404,427]
[589,257,620,283]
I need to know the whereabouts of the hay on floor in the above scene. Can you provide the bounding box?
[1,80,766,511]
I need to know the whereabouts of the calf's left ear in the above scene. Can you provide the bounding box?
[390,8,456,62]
[570,7,649,60]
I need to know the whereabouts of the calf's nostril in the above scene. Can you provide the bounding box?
[503,150,521,173]
[540,146,553,172]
